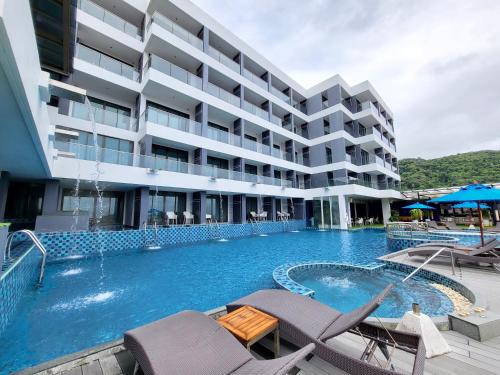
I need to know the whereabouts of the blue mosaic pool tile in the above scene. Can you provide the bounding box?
[0,248,41,335]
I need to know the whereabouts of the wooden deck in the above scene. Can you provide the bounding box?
[18,328,500,375]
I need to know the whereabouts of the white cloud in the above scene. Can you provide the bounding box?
[191,0,500,159]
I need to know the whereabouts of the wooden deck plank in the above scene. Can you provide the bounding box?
[81,361,103,375]
[98,355,122,375]
[61,367,83,375]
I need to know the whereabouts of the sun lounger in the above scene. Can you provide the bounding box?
[444,221,460,230]
[227,287,425,375]
[426,220,441,230]
[408,240,500,266]
[488,222,500,233]
[415,238,497,251]
[124,310,315,375]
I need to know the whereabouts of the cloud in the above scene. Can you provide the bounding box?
[192,0,500,159]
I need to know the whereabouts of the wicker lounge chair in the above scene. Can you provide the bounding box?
[124,310,315,375]
[488,222,500,233]
[227,287,426,375]
[444,221,460,230]
[426,220,441,230]
[415,238,497,251]
[408,240,500,266]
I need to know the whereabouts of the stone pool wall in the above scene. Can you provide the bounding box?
[11,220,306,258]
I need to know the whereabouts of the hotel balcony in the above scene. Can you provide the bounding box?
[77,0,142,40]
[53,141,294,188]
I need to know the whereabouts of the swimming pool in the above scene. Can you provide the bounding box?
[0,229,438,372]
[291,265,453,318]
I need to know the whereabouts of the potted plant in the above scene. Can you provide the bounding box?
[409,209,423,222]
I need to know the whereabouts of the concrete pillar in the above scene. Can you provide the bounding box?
[332,138,347,163]
[192,191,206,224]
[262,130,272,155]
[200,26,209,52]
[329,111,344,132]
[124,190,135,228]
[134,187,150,228]
[140,135,153,156]
[0,172,10,220]
[232,194,246,223]
[338,195,350,230]
[237,53,245,75]
[326,84,342,106]
[42,180,59,215]
[382,199,391,224]
[234,118,245,147]
[194,148,207,166]
[195,102,208,136]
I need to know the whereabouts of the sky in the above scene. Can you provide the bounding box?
[191,0,500,159]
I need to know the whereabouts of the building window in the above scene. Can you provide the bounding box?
[323,119,330,135]
[148,191,187,224]
[61,189,124,227]
[206,194,228,222]
[72,97,132,130]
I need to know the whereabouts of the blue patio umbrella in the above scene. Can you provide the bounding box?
[452,202,490,209]
[402,202,436,210]
[428,183,500,245]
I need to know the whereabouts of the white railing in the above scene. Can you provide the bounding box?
[149,11,203,50]
[207,46,240,73]
[76,44,140,81]
[147,54,202,90]
[77,0,141,39]
[205,82,240,107]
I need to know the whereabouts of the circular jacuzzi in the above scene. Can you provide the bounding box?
[273,262,470,319]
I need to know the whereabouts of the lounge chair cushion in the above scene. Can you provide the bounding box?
[227,289,341,340]
[124,310,253,375]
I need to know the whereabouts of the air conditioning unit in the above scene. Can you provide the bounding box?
[148,168,158,174]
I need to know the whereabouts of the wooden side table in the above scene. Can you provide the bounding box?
[218,305,280,357]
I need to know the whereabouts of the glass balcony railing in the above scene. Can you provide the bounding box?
[206,127,241,146]
[242,68,268,90]
[270,86,289,103]
[76,44,140,81]
[54,141,297,187]
[205,82,240,107]
[207,46,240,73]
[146,54,202,90]
[242,101,269,120]
[271,115,282,126]
[149,11,203,50]
[77,0,142,39]
[272,148,284,159]
[144,107,202,135]
[70,100,137,131]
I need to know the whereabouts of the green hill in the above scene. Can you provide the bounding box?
[399,150,500,190]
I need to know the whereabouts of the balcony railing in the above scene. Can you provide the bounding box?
[146,54,202,90]
[243,100,269,120]
[207,46,240,73]
[327,177,399,191]
[54,141,295,187]
[77,0,142,39]
[149,11,203,50]
[76,44,140,81]
[271,115,282,126]
[205,82,240,107]
[242,68,268,90]
[144,107,202,135]
[70,100,138,131]
[206,126,241,146]
[270,86,289,103]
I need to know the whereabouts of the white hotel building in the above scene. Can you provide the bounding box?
[0,0,401,231]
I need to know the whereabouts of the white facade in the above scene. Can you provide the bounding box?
[0,0,401,230]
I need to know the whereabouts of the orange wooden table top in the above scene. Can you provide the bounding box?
[218,305,278,343]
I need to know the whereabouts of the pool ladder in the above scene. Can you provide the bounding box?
[4,230,47,284]
[403,247,455,282]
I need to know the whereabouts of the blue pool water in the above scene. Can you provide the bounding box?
[293,266,453,318]
[0,229,441,373]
